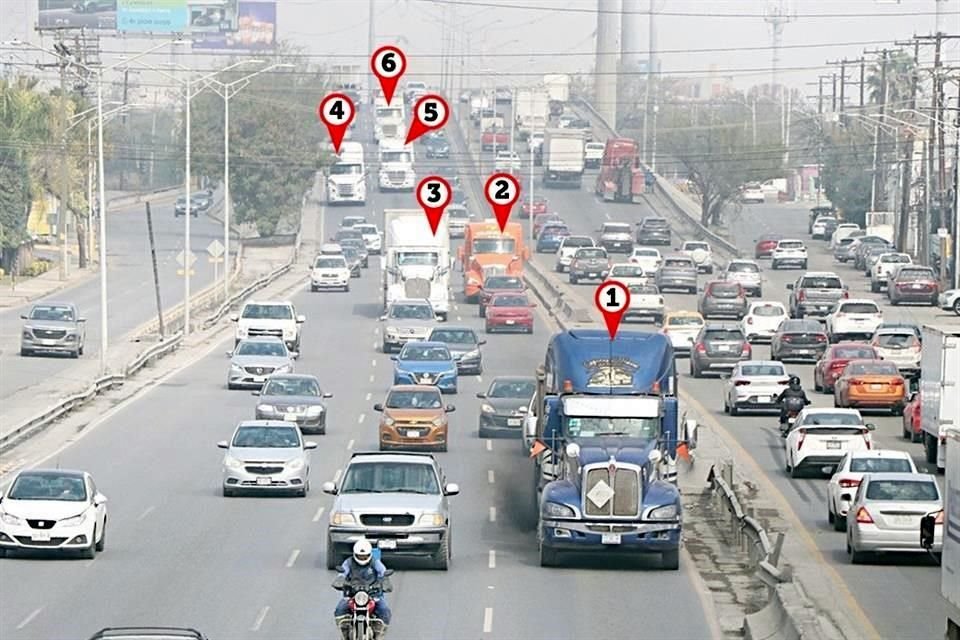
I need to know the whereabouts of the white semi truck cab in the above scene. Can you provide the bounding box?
[382,209,451,319]
[327,142,366,205]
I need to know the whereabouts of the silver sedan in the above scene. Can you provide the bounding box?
[227,337,295,390]
[218,420,317,497]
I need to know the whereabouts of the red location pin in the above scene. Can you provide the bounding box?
[317,92,356,154]
[484,173,521,232]
[415,176,453,236]
[405,94,449,144]
[371,45,407,105]
[595,281,631,340]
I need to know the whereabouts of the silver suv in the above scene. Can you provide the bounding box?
[323,452,460,570]
[20,301,86,358]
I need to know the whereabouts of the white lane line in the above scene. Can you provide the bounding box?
[16,607,43,630]
[373,327,380,335]
[457,316,462,321]
[371,359,377,367]
[487,469,495,484]
[334,468,342,483]
[604,212,611,220]
[312,506,326,523]
[488,549,496,568]
[488,506,497,523]
[485,439,492,452]
[365,392,372,401]
[482,607,493,633]
[286,549,300,568]
[369,374,375,382]
[250,605,270,631]
[358,414,366,424]
[137,505,155,521]
[372,341,377,348]
[477,375,483,384]
[347,439,355,450]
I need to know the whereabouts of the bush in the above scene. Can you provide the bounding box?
[24,259,52,277]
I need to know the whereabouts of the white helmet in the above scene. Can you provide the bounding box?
[353,539,373,565]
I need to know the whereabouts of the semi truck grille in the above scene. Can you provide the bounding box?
[404,278,431,299]
[583,466,640,517]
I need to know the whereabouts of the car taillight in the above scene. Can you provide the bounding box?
[849,378,866,385]
[935,510,944,524]
[796,428,806,450]
[782,335,794,342]
[734,380,751,386]
[797,290,806,301]
[777,378,790,385]
[839,478,861,488]
[842,290,850,299]
[695,343,707,353]
[741,343,752,356]
[891,379,904,386]
[855,507,874,524]
[830,361,847,370]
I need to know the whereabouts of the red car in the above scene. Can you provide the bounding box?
[520,196,548,219]
[485,292,535,334]
[902,390,922,442]
[532,213,563,238]
[813,343,880,393]
[478,275,526,318]
[754,234,783,259]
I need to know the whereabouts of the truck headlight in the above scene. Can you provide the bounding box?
[275,364,293,374]
[432,416,446,426]
[648,504,679,521]
[307,406,324,415]
[0,512,23,526]
[230,364,244,373]
[60,512,88,527]
[386,326,399,337]
[462,349,480,360]
[418,513,444,526]
[257,404,275,413]
[543,502,576,518]
[330,512,357,525]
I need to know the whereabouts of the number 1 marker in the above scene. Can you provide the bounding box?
[595,281,631,340]
[371,45,407,105]
[405,94,449,144]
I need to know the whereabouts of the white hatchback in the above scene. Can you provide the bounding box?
[740,301,787,342]
[722,360,790,415]
[826,449,917,531]
[784,408,875,478]
[826,299,883,342]
[628,247,662,274]
[771,239,808,270]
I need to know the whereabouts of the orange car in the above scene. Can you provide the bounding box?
[833,359,906,414]
[374,384,455,452]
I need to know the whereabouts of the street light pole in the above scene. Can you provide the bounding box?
[184,71,192,337]
[96,75,108,373]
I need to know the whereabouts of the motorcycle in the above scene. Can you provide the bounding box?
[333,570,394,640]
[778,396,809,436]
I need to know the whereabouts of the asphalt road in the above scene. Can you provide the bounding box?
[0,110,716,640]
[0,195,227,400]
[495,104,958,640]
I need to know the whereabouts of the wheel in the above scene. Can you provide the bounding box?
[661,549,680,570]
[344,284,350,292]
[790,462,802,479]
[729,402,739,417]
[892,403,904,417]
[80,528,97,559]
[691,365,701,379]
[569,274,577,284]
[771,261,779,270]
[381,341,392,354]
[555,264,564,273]
[0,548,6,558]
[953,299,960,316]
[814,373,822,392]
[828,504,835,525]
[848,540,868,564]
[95,520,106,552]
[432,531,451,570]
[870,282,879,293]
[479,305,486,318]
[223,486,235,497]
[326,536,341,570]
[723,398,730,414]
[924,433,938,464]
[296,485,307,498]
[78,344,84,355]
[688,287,696,295]
[834,511,846,532]
[538,539,559,567]
[801,261,808,269]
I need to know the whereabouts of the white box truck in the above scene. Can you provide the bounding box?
[542,128,585,188]
[515,89,549,141]
[920,325,960,472]
[382,209,451,319]
[922,426,960,640]
[374,96,404,143]
[326,142,366,205]
[377,139,416,192]
[543,74,570,103]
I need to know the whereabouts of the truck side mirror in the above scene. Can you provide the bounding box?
[920,514,937,550]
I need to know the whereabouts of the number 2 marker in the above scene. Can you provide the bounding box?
[484,173,521,233]
[317,92,355,154]
[370,45,407,105]
[415,176,452,236]
[405,94,449,144]
[595,281,631,340]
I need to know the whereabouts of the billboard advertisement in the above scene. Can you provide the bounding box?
[117,0,188,33]
[192,1,275,50]
[188,0,240,33]
[38,0,118,30]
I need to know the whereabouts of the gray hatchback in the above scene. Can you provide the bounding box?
[689,324,751,378]
[655,255,698,294]
[698,281,748,319]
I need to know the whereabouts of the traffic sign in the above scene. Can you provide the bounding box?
[176,250,197,268]
[208,256,224,264]
[207,239,225,259]
[176,268,196,277]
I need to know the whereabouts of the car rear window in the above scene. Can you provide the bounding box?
[753,304,785,317]
[880,254,911,263]
[834,346,878,359]
[603,224,631,233]
[612,265,645,277]
[839,302,879,314]
[802,413,863,426]
[850,458,913,473]
[629,284,659,295]
[781,319,822,333]
[778,241,804,249]
[727,262,759,273]
[741,364,785,376]
[846,361,899,375]
[837,238,855,247]
[804,427,865,436]
[865,480,939,501]
[800,276,842,288]
[704,329,744,341]
[564,237,594,248]
[896,268,935,280]
[875,333,919,348]
[643,218,669,228]
[708,282,742,297]
[577,248,606,258]
[667,315,703,327]
[664,258,694,267]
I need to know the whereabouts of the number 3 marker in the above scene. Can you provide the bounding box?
[415,176,453,236]
[595,281,631,340]
[370,45,407,105]
[484,173,521,232]
[405,94,449,144]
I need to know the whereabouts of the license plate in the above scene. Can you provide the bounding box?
[256,477,272,485]
[601,533,621,545]
[284,413,299,422]
[507,418,522,426]
[889,515,914,526]
[253,376,265,383]
[588,273,598,278]
[405,430,421,438]
[40,339,58,345]
[912,284,923,289]
[377,540,397,550]
[793,349,810,354]
[505,320,516,325]
[870,384,883,390]
[826,441,841,450]
[716,345,732,352]
[31,532,51,542]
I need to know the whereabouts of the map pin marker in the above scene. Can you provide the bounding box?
[317,92,356,154]
[484,173,521,233]
[405,94,450,144]
[415,176,452,236]
[371,45,407,105]
[595,281,631,340]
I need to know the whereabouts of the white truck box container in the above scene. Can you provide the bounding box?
[920,325,960,472]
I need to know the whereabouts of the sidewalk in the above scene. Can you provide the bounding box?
[0,253,96,310]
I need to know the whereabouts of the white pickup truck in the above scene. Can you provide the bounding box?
[231,300,306,353]
[623,283,665,324]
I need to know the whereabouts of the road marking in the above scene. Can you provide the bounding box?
[485,439,492,452]
[16,607,42,630]
[365,392,372,401]
[482,607,493,633]
[250,605,270,631]
[369,374,375,383]
[334,468,342,483]
[488,506,496,523]
[312,506,326,523]
[137,505,155,521]
[358,414,366,424]
[457,315,462,321]
[371,359,377,367]
[488,549,496,568]
[286,549,300,568]
[372,341,377,348]
[373,327,380,335]
[487,469,495,484]
[477,375,482,384]
[604,212,611,220]
[347,439,355,450]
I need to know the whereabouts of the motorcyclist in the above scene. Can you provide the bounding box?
[333,539,392,640]
[776,375,810,426]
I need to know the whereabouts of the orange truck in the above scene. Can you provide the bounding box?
[459,221,529,301]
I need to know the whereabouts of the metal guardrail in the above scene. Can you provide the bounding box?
[707,460,790,588]
[106,185,180,208]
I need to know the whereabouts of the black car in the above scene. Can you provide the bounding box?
[770,318,829,362]
[636,217,672,246]
[428,326,485,375]
[174,195,203,217]
[476,376,536,438]
[423,136,450,159]
[338,238,368,268]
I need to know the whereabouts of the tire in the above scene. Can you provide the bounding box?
[20,348,32,357]
[432,531,451,570]
[661,549,680,570]
[479,305,486,318]
[729,402,739,417]
[870,282,879,293]
[771,261,779,270]
[538,538,559,567]
[80,528,97,559]
[691,365,701,379]
[326,535,341,570]
[344,284,350,293]
[296,485,307,498]
[834,513,847,532]
[790,462,802,479]
[953,299,960,316]
[0,548,6,558]
[924,433,938,464]
[848,540,868,564]
[892,403,904,417]
[569,274,578,284]
[801,261,808,270]
[223,486,235,497]
[828,504,835,525]
[95,520,106,552]
[723,397,730,414]
[902,420,911,440]
[78,344,84,356]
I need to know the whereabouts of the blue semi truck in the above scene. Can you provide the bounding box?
[528,329,698,569]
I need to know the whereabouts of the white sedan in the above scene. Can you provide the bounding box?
[628,247,662,274]
[740,301,788,343]
[0,469,108,558]
[784,409,875,478]
[826,449,918,531]
[722,360,790,415]
[825,299,883,342]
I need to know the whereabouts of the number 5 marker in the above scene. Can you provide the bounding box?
[405,94,449,144]
[595,281,631,340]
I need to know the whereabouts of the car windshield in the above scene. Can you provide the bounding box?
[705,330,744,341]
[837,238,855,247]
[341,217,364,227]
[685,242,709,251]
[342,248,359,260]
[241,304,293,320]
[542,225,569,236]
[330,163,362,175]
[633,249,660,258]
[897,269,935,281]
[355,225,377,235]
[846,361,899,375]
[232,426,300,448]
[782,320,822,333]
[667,315,703,327]
[564,237,594,248]
[472,238,516,254]
[576,249,606,259]
[663,258,693,268]
[236,341,287,357]
[389,304,434,320]
[643,219,669,228]
[850,458,913,473]
[336,230,363,241]
[488,379,536,398]
[401,345,451,361]
[839,303,879,314]
[395,251,439,266]
[881,254,911,263]
[779,241,804,249]
[262,377,320,396]
[564,416,660,439]
[629,284,658,295]
[708,283,741,298]
[492,295,529,307]
[865,480,939,501]
[753,304,785,317]
[612,266,645,277]
[340,462,441,494]
[603,224,631,234]
[429,329,477,345]
[382,151,412,163]
[315,257,346,269]
[385,390,443,409]
[802,413,862,426]
[8,473,87,502]
[800,276,842,288]
[449,208,470,220]
[727,262,760,273]
[29,304,75,321]
[483,276,523,290]
[741,364,785,376]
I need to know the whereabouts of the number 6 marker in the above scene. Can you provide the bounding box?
[370,45,407,105]
[405,94,449,144]
[415,176,452,236]
[317,92,356,154]
[484,173,521,233]
[595,281,631,340]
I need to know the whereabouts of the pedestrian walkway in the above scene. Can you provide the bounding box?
[0,252,95,310]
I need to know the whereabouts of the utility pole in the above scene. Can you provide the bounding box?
[367,0,375,104]
[57,42,71,280]
[118,67,130,190]
[865,49,890,212]
[895,41,921,253]
[640,0,655,166]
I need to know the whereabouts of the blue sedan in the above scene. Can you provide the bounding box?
[391,341,459,394]
[536,224,570,253]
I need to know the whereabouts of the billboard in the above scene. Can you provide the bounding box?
[38,0,118,31]
[117,0,188,33]
[188,0,240,33]
[192,1,275,50]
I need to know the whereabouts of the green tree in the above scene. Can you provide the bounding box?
[867,50,917,108]
[819,124,873,227]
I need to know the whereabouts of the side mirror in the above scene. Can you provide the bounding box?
[383,569,395,578]
[93,493,108,506]
[443,483,460,496]
[225,351,233,357]
[77,317,87,323]
[445,404,456,412]
[785,283,794,290]
[920,514,937,550]
[435,315,445,322]
[529,303,537,308]
[230,314,239,322]
[475,392,486,398]
[321,481,337,495]
[323,392,334,398]
[379,315,388,321]
[20,314,28,320]
[478,340,487,345]
[290,351,300,360]
[217,440,229,449]
[389,355,397,361]
[303,441,318,450]
[251,390,261,396]
[296,315,306,323]
[648,449,663,465]
[373,403,384,412]
[865,423,877,431]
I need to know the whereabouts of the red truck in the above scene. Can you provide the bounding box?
[594,137,647,203]
[481,128,510,151]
